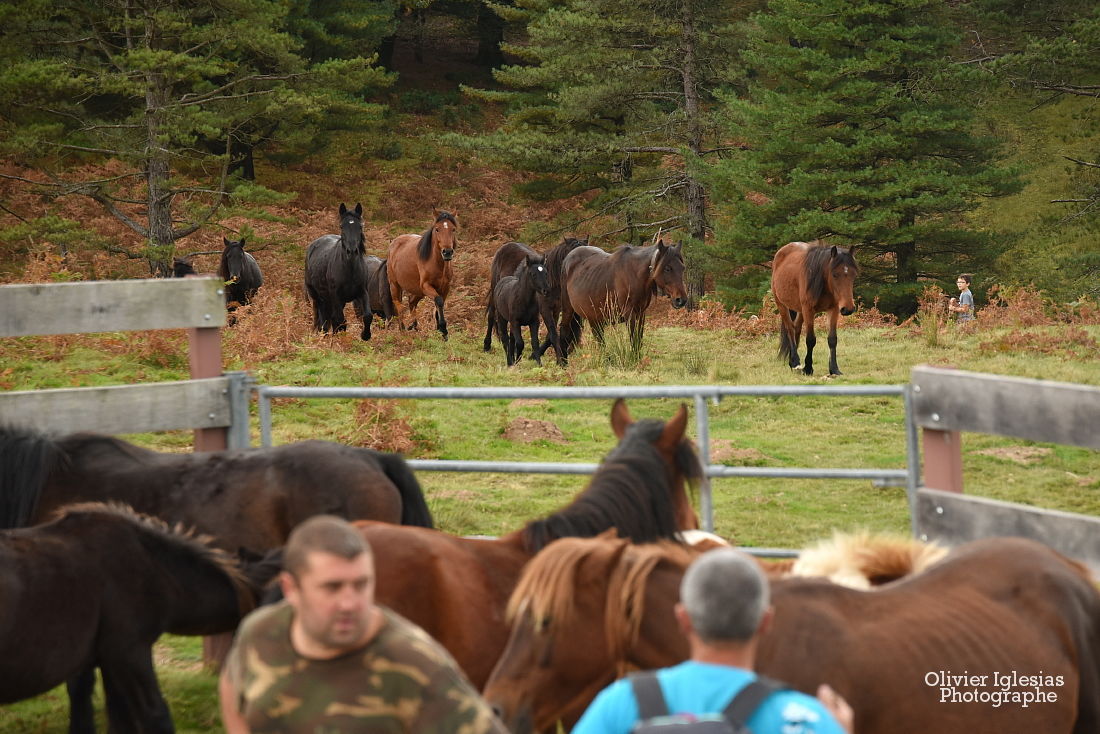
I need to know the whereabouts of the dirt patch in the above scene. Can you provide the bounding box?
[709,438,768,463]
[504,417,567,444]
[509,398,549,408]
[972,446,1053,465]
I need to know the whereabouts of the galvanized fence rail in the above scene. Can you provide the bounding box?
[256,383,918,544]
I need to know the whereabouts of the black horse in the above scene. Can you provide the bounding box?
[0,503,282,734]
[220,237,263,309]
[493,253,551,366]
[304,203,371,339]
[171,257,197,277]
[0,424,434,554]
[483,237,588,365]
[353,254,396,341]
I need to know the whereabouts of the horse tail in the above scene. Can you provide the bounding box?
[777,314,793,362]
[378,260,396,320]
[373,451,434,528]
[0,425,60,529]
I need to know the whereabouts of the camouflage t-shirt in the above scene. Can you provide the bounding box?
[224,602,507,734]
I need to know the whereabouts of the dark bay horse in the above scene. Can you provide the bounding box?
[0,503,282,734]
[353,254,396,341]
[304,202,371,339]
[387,210,457,340]
[492,253,550,366]
[771,241,858,375]
[220,237,263,309]
[0,425,434,554]
[485,535,1100,734]
[483,237,589,365]
[350,398,702,690]
[558,239,688,363]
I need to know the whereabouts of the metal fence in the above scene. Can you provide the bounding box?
[256,383,919,541]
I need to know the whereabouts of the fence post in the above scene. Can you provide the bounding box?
[921,427,964,494]
[189,323,227,452]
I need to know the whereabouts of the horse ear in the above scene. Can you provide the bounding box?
[656,403,689,453]
[830,245,838,258]
[354,203,363,216]
[610,398,633,439]
[848,245,856,258]
[339,203,348,216]
[223,237,231,246]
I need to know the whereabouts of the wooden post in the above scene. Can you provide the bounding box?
[921,427,963,494]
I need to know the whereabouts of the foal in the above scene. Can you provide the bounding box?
[493,254,550,366]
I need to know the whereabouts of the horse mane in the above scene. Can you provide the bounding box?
[790,530,948,589]
[505,534,631,631]
[544,237,587,290]
[803,242,856,305]
[520,418,702,553]
[54,501,255,614]
[418,211,457,261]
[0,424,65,529]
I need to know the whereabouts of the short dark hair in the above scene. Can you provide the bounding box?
[957,274,972,285]
[283,515,370,578]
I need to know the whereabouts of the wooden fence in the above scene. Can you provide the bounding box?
[911,365,1100,571]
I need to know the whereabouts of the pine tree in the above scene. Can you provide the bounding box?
[0,0,391,275]
[708,0,1021,316]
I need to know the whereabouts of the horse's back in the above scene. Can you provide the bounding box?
[491,242,538,287]
[386,233,424,291]
[771,241,811,307]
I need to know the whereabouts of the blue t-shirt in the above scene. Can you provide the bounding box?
[572,661,846,734]
[958,290,974,320]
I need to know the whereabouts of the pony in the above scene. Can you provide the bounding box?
[304,202,371,340]
[484,534,1100,734]
[353,254,396,341]
[348,398,703,690]
[483,237,589,365]
[219,237,263,309]
[0,502,283,734]
[171,257,197,277]
[492,253,551,366]
[0,424,434,554]
[771,241,858,376]
[558,239,688,363]
[386,210,458,340]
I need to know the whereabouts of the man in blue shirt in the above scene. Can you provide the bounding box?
[572,547,852,734]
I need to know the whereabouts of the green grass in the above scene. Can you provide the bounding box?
[2,320,1098,731]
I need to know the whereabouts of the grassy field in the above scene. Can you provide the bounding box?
[2,300,1099,732]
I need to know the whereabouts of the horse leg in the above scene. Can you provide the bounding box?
[406,295,422,331]
[67,667,97,734]
[483,299,496,352]
[826,308,842,375]
[354,295,371,341]
[100,649,174,734]
[533,300,556,362]
[591,318,606,346]
[528,320,542,366]
[629,315,645,356]
[433,294,448,341]
[388,282,407,329]
[511,320,525,362]
[801,307,816,375]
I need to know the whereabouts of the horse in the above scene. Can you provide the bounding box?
[558,239,688,363]
[484,535,1100,734]
[771,241,858,376]
[483,237,589,365]
[353,255,396,341]
[0,424,434,554]
[171,257,197,277]
[304,202,371,340]
[493,253,551,366]
[0,502,283,734]
[348,398,703,690]
[220,237,263,309]
[386,210,458,340]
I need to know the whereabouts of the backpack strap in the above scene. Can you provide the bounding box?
[630,671,670,721]
[721,675,785,729]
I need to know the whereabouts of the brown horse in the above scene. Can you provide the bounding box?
[484,535,1100,734]
[0,425,434,554]
[386,210,458,340]
[483,237,589,365]
[558,239,687,363]
[0,503,282,734]
[350,398,702,690]
[771,240,858,376]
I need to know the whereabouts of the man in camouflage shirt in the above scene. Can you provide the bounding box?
[219,515,507,734]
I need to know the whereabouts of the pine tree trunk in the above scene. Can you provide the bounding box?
[144,61,175,277]
[475,1,505,68]
[679,0,707,305]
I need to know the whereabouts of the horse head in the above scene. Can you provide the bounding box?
[650,240,688,309]
[172,257,197,278]
[526,253,550,296]
[429,209,458,262]
[221,238,247,283]
[828,245,859,316]
[338,202,365,256]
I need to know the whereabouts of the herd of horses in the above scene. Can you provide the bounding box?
[2,395,1100,733]
[176,205,862,374]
